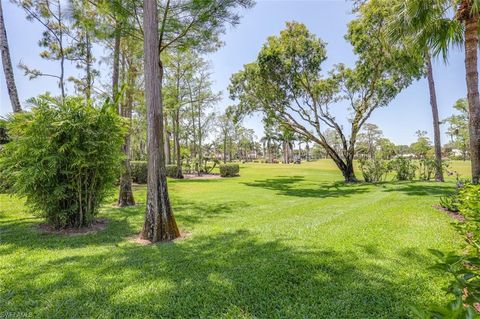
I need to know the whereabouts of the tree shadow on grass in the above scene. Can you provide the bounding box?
[243,176,370,198]
[0,198,247,252]
[380,182,454,197]
[173,199,249,228]
[0,229,443,318]
[243,176,455,199]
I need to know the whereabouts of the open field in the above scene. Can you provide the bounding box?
[0,160,467,318]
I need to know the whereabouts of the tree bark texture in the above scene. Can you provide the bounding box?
[141,0,180,242]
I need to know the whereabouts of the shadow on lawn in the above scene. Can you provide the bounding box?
[0,229,439,318]
[243,176,370,198]
[0,198,246,252]
[380,182,454,197]
[174,199,248,228]
[244,176,454,199]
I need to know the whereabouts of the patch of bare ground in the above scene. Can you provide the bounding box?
[182,173,221,180]
[128,231,191,245]
[433,205,465,222]
[37,218,108,236]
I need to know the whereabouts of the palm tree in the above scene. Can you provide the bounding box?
[391,0,463,182]
[458,0,480,184]
[0,0,21,112]
[278,131,295,164]
[260,130,276,163]
[392,0,480,183]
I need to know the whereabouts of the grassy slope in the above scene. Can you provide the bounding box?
[0,160,467,318]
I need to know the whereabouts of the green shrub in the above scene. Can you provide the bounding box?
[439,194,460,212]
[219,163,240,177]
[0,95,125,229]
[358,158,390,183]
[422,184,480,317]
[389,157,416,181]
[418,157,437,181]
[130,161,147,183]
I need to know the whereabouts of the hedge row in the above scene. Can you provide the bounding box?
[130,162,183,183]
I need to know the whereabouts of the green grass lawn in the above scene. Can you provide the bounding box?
[0,160,467,318]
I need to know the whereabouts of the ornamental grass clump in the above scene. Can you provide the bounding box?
[0,96,126,229]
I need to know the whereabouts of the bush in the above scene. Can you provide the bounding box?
[389,157,416,181]
[423,183,480,317]
[439,194,461,212]
[219,164,240,177]
[0,96,125,229]
[418,157,437,181]
[358,158,390,183]
[130,161,147,183]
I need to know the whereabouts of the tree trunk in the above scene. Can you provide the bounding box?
[324,144,358,183]
[164,116,171,164]
[117,59,136,207]
[141,0,179,242]
[464,13,480,184]
[425,53,444,182]
[0,0,21,112]
[85,31,92,101]
[58,5,65,101]
[223,134,227,164]
[342,159,357,183]
[112,24,121,102]
[174,109,183,178]
[197,104,202,175]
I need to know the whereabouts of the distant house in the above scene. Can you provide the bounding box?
[451,149,463,157]
[395,153,416,159]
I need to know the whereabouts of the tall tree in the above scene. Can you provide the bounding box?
[391,0,480,183]
[117,39,140,207]
[16,0,75,100]
[390,0,463,182]
[230,17,423,182]
[445,98,470,160]
[0,0,21,112]
[141,0,179,242]
[141,0,252,241]
[458,0,480,183]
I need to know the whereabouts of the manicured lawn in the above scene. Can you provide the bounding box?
[0,160,466,318]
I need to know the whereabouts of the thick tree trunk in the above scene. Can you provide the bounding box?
[464,14,480,184]
[0,0,21,112]
[324,144,358,183]
[426,53,444,182]
[141,0,180,242]
[342,160,357,183]
[117,61,136,207]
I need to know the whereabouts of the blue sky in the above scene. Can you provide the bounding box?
[0,0,469,145]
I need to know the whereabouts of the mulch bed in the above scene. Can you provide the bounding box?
[128,231,191,245]
[37,218,108,236]
[182,173,221,180]
[433,205,465,222]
